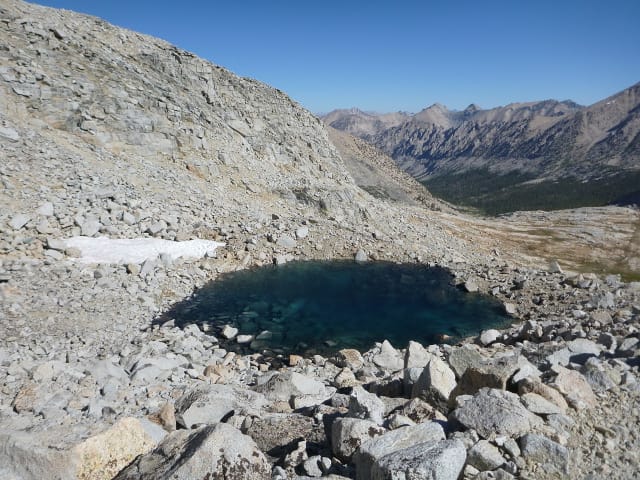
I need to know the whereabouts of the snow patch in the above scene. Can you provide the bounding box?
[63,236,225,265]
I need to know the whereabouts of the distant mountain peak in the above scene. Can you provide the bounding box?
[464,104,480,114]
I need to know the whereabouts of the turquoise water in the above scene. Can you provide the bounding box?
[167,261,512,356]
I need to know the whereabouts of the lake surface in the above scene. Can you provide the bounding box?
[166,261,513,356]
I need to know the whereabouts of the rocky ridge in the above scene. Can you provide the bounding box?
[324,85,640,213]
[0,1,639,479]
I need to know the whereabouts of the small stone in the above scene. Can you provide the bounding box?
[0,126,20,141]
[331,417,386,461]
[221,325,238,339]
[81,220,101,237]
[451,388,542,440]
[404,340,434,369]
[333,368,358,388]
[336,349,364,370]
[302,455,325,477]
[354,249,368,262]
[295,226,309,239]
[552,366,597,409]
[519,433,568,476]
[549,260,563,274]
[411,355,457,413]
[147,221,166,236]
[372,339,403,371]
[36,202,54,217]
[349,386,386,425]
[236,334,254,344]
[126,263,140,275]
[468,439,506,471]
[479,329,501,346]
[521,392,564,415]
[9,214,30,230]
[122,212,136,225]
[464,278,479,292]
[504,303,517,315]
[276,235,297,248]
[289,354,303,366]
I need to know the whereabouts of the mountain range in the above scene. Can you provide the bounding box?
[323,84,640,214]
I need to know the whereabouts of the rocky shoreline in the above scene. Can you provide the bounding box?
[2,236,639,479]
[1,0,639,478]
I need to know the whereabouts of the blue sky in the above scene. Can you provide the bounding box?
[32,0,640,113]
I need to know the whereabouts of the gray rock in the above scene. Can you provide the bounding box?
[333,368,358,388]
[236,334,254,344]
[447,344,485,378]
[336,349,364,370]
[545,347,571,367]
[254,371,332,408]
[450,388,542,439]
[81,220,101,237]
[0,126,20,141]
[580,358,619,392]
[277,234,297,248]
[549,259,563,274]
[8,214,30,230]
[464,278,479,292]
[552,366,597,409]
[36,202,54,217]
[504,303,517,315]
[113,423,270,479]
[593,291,615,309]
[617,336,639,356]
[354,422,446,479]
[479,329,501,346]
[519,433,568,476]
[303,455,327,477]
[400,397,446,423]
[0,431,74,480]
[87,358,129,384]
[370,439,466,480]
[521,392,564,415]
[404,340,434,369]
[295,226,309,239]
[46,238,67,251]
[246,413,324,457]
[175,384,267,428]
[122,211,136,225]
[354,249,368,262]
[567,338,601,364]
[372,340,403,372]
[348,386,386,425]
[147,220,167,235]
[449,353,523,405]
[221,324,238,339]
[411,355,456,413]
[511,363,542,384]
[331,417,385,461]
[467,439,506,471]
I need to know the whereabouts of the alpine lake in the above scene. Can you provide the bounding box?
[166,261,513,356]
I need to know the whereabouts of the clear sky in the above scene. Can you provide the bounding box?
[32,0,640,114]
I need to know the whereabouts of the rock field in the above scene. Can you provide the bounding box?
[1,1,639,479]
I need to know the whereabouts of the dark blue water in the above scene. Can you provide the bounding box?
[166,261,512,356]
